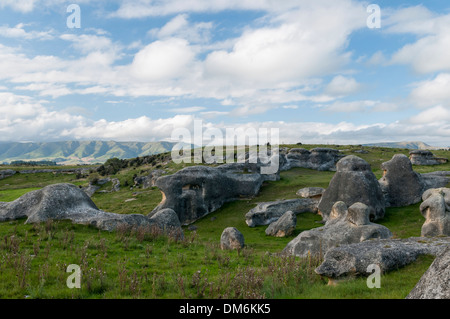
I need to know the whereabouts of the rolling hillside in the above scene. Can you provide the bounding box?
[0,141,179,165]
[362,141,446,150]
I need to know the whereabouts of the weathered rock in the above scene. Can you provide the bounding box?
[0,169,16,180]
[0,183,183,236]
[82,184,100,197]
[420,171,450,190]
[296,187,325,199]
[378,154,424,207]
[150,165,264,225]
[265,211,297,237]
[111,178,120,192]
[318,155,385,222]
[406,246,450,299]
[283,202,392,258]
[315,237,450,279]
[245,198,318,227]
[286,148,344,171]
[420,188,450,237]
[134,169,167,189]
[409,150,448,166]
[220,227,245,250]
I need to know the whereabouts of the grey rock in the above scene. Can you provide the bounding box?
[82,184,100,197]
[134,169,167,189]
[420,188,450,237]
[283,201,392,258]
[420,171,450,190]
[0,183,183,236]
[378,154,424,207]
[296,187,325,199]
[406,246,450,299]
[318,155,385,222]
[0,169,16,180]
[150,165,264,225]
[265,211,297,237]
[409,150,448,166]
[286,148,344,171]
[220,227,245,250]
[315,237,450,279]
[111,178,120,192]
[245,198,318,227]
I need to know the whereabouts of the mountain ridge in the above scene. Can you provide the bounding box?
[362,141,447,150]
[0,141,180,165]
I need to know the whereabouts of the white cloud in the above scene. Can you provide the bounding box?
[325,75,361,96]
[320,100,399,113]
[0,0,37,13]
[409,73,450,108]
[0,23,54,40]
[169,106,206,113]
[409,105,450,124]
[149,14,213,43]
[130,38,196,82]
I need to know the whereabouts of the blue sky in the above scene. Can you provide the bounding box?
[1,0,450,146]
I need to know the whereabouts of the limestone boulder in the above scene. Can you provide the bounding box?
[0,169,16,180]
[420,188,450,237]
[245,198,317,227]
[318,155,385,222]
[286,148,344,171]
[134,169,167,189]
[407,246,450,299]
[0,183,183,236]
[296,187,325,200]
[220,227,245,250]
[150,165,265,225]
[283,202,392,258]
[265,211,297,237]
[378,154,424,207]
[315,237,450,279]
[409,150,448,166]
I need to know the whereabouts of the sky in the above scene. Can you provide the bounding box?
[0,0,450,147]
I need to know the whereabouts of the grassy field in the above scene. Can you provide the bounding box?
[0,144,448,299]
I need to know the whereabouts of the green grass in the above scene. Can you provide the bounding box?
[0,144,447,299]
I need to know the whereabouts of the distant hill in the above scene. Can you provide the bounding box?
[362,141,446,150]
[0,141,181,165]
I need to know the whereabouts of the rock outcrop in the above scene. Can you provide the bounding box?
[318,155,385,222]
[378,154,424,207]
[315,237,450,279]
[283,202,392,258]
[420,188,450,237]
[0,169,16,180]
[285,148,344,171]
[134,169,167,189]
[265,211,297,237]
[406,246,450,299]
[0,183,183,236]
[245,198,317,227]
[409,150,448,166]
[220,227,245,250]
[296,187,325,199]
[150,165,265,225]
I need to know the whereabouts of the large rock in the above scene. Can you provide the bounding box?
[283,202,392,258]
[245,198,317,227]
[0,169,16,180]
[420,171,450,190]
[409,150,448,166]
[406,246,450,299]
[378,154,424,207]
[318,155,385,222]
[265,211,297,237]
[286,148,344,171]
[0,183,183,236]
[150,165,265,225]
[220,227,245,250]
[420,188,450,237]
[315,237,450,279]
[296,187,325,199]
[134,169,167,189]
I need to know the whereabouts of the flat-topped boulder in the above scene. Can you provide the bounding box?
[0,169,16,180]
[245,198,318,227]
[220,227,245,250]
[285,148,344,171]
[296,187,325,199]
[283,202,392,258]
[409,150,448,166]
[318,155,385,222]
[407,246,450,299]
[0,183,183,237]
[315,236,450,279]
[150,165,265,225]
[378,154,424,207]
[420,188,450,237]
